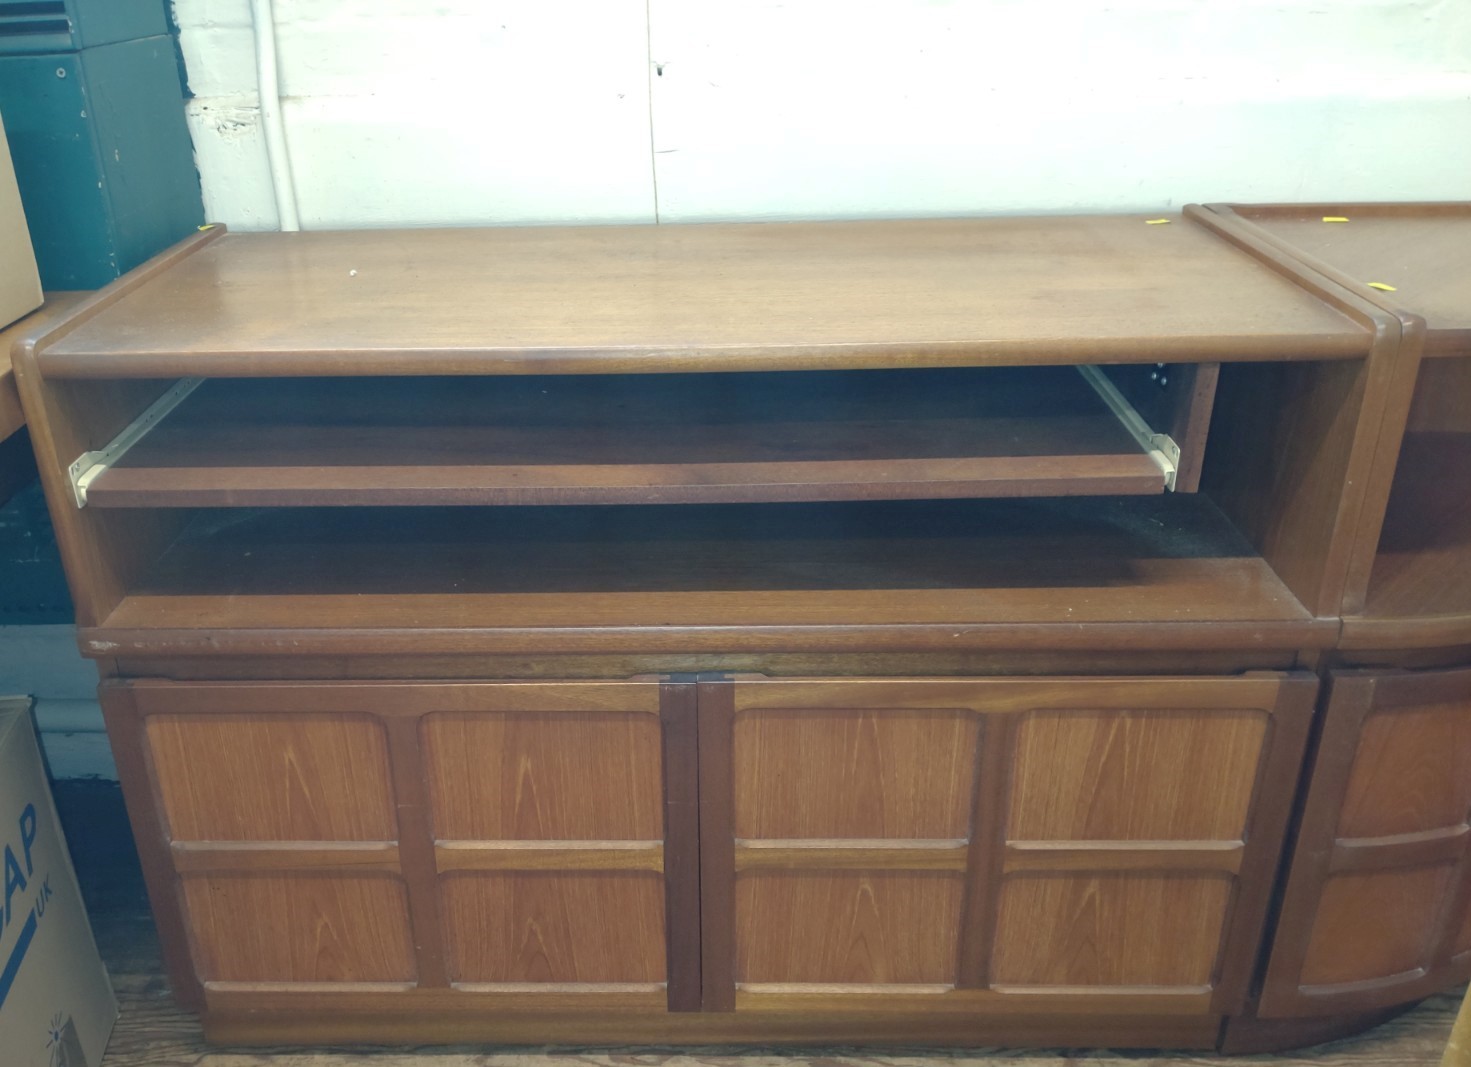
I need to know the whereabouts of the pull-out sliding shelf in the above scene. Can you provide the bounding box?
[73,365,1206,509]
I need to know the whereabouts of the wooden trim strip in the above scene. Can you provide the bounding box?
[205,981,417,995]
[85,453,1169,509]
[734,840,967,871]
[382,716,450,989]
[111,679,663,715]
[732,985,1216,1017]
[738,983,952,996]
[41,334,1369,381]
[170,841,401,873]
[1212,674,1319,1015]
[434,841,665,873]
[659,679,703,1012]
[1330,826,1471,874]
[452,982,666,995]
[79,618,1340,660]
[956,713,1019,989]
[1002,840,1246,875]
[729,675,1295,713]
[697,679,737,1012]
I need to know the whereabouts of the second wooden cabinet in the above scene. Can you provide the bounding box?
[103,671,1316,1028]
[1260,664,1471,1017]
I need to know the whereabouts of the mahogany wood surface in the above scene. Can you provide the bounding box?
[1214,203,1471,356]
[1204,201,1464,629]
[439,871,667,984]
[180,872,417,983]
[698,674,1314,1018]
[20,207,1471,1050]
[1260,666,1471,1017]
[85,367,1170,508]
[103,679,701,1014]
[1184,203,1415,620]
[30,216,1367,379]
[1348,426,1471,644]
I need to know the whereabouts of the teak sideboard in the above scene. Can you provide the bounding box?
[9,205,1471,1052]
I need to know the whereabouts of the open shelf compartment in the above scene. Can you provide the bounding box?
[68,365,1215,510]
[82,494,1328,656]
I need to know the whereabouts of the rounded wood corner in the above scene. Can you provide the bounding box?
[1218,1002,1420,1055]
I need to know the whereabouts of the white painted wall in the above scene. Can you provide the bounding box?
[175,0,1471,230]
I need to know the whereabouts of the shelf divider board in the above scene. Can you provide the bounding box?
[80,367,1175,509]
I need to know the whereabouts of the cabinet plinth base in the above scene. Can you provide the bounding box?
[201,1007,1222,1050]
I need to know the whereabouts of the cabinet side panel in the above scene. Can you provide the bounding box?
[422,711,663,840]
[734,871,963,985]
[1202,358,1370,616]
[991,873,1232,988]
[1009,710,1266,841]
[180,872,416,983]
[440,871,666,984]
[146,714,396,841]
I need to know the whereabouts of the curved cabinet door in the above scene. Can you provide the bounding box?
[1260,666,1471,1017]
[696,672,1316,1020]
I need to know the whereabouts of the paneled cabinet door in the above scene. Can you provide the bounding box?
[1259,667,1471,1017]
[697,674,1316,1018]
[100,679,700,1014]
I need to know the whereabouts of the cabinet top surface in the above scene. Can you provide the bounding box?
[37,215,1366,376]
[1225,203,1471,342]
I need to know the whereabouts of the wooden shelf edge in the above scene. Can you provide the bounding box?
[1340,612,1471,651]
[36,334,1373,379]
[76,618,1340,660]
[86,454,1167,509]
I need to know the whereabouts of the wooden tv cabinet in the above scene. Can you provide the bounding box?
[10,206,1470,1051]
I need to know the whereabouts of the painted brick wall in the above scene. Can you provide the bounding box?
[175,0,1471,230]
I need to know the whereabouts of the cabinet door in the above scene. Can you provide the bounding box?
[697,673,1315,1018]
[1260,667,1471,1016]
[101,679,700,1014]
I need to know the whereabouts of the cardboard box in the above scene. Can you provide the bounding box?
[0,113,43,329]
[0,696,117,1067]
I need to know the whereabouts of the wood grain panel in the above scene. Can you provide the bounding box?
[734,872,962,985]
[422,712,662,840]
[733,708,979,839]
[181,873,415,983]
[992,873,1232,988]
[1458,898,1471,955]
[37,217,1365,380]
[1300,866,1455,987]
[1338,704,1471,839]
[440,872,665,984]
[147,714,395,842]
[1009,710,1267,841]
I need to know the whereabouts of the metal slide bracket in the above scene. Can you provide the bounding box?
[1076,365,1181,491]
[67,378,204,507]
